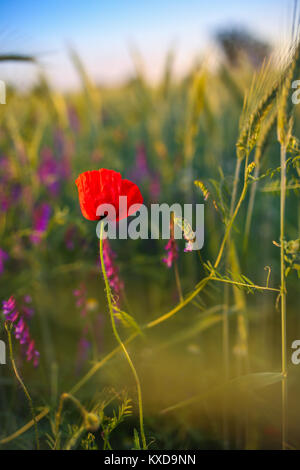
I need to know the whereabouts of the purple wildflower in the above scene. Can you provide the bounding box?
[128,144,161,202]
[11,183,22,202]
[0,248,8,275]
[0,192,9,212]
[64,225,80,251]
[22,295,34,319]
[73,283,87,317]
[149,173,161,202]
[2,296,19,322]
[1,195,7,211]
[162,238,178,268]
[30,203,51,245]
[129,143,151,182]
[134,144,150,179]
[26,340,40,367]
[128,144,151,183]
[2,296,39,367]
[38,148,61,197]
[0,157,22,211]
[15,317,30,344]
[78,336,91,358]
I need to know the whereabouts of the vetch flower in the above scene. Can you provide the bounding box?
[162,238,178,268]
[73,283,88,317]
[2,296,19,322]
[75,168,143,222]
[26,339,40,368]
[128,144,161,202]
[38,148,61,197]
[2,296,39,367]
[162,212,179,268]
[149,173,161,202]
[64,225,78,250]
[0,157,22,211]
[129,144,150,181]
[30,203,51,245]
[15,317,30,344]
[22,295,34,319]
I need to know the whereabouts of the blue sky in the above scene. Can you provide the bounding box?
[0,0,292,89]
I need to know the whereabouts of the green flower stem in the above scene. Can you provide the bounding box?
[280,143,288,450]
[214,154,249,270]
[5,322,40,450]
[170,212,183,302]
[222,156,241,449]
[64,426,86,450]
[174,260,183,302]
[99,222,147,450]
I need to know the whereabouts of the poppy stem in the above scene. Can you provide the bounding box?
[99,223,147,450]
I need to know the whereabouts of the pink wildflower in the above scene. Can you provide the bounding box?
[162,238,178,268]
[2,296,39,367]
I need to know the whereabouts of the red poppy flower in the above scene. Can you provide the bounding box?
[75,169,143,221]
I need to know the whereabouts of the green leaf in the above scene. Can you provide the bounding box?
[161,372,282,414]
[114,309,144,337]
[133,429,141,450]
[229,372,282,393]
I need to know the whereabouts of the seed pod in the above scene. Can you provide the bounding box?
[84,413,100,432]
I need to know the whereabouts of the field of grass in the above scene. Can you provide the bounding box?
[0,38,300,450]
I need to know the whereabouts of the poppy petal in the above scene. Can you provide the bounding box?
[75,169,143,222]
